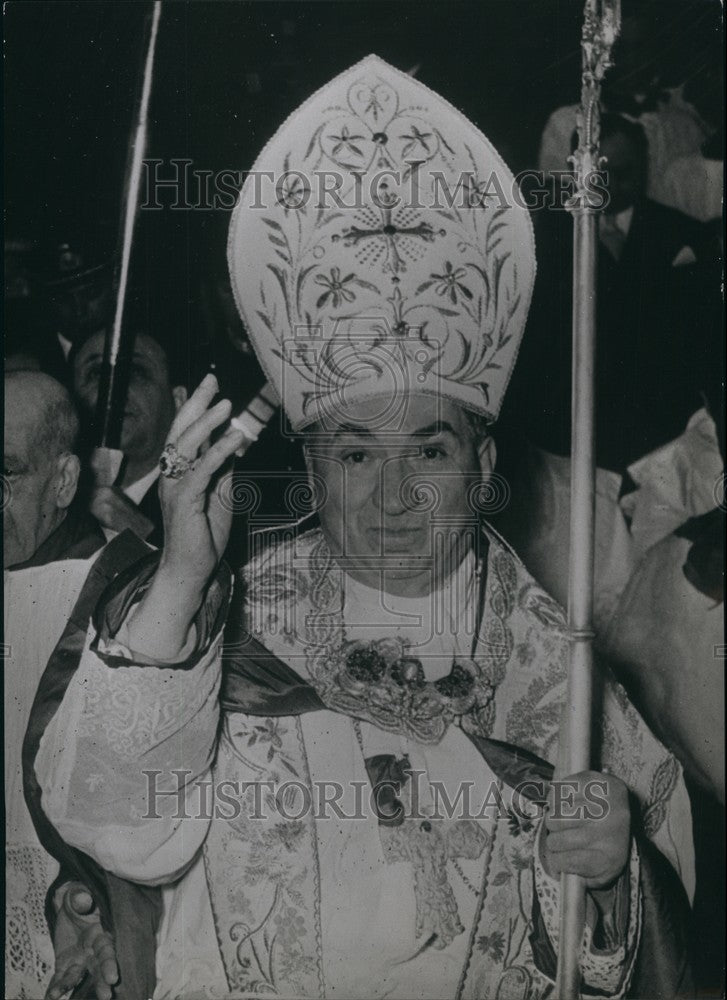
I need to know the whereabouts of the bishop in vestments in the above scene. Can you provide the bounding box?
[29,57,693,999]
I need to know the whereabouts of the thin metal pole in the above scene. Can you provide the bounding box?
[555,2,620,996]
[95,1,162,448]
[556,205,598,1000]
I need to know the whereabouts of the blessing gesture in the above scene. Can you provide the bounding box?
[123,374,248,660]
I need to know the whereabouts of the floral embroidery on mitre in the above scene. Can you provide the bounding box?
[228,55,535,430]
[316,636,495,744]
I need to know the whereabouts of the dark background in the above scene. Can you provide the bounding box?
[4,0,723,390]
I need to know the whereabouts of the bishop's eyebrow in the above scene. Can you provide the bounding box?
[411,421,458,438]
[331,421,460,439]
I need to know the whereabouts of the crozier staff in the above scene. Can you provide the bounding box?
[557,1,621,995]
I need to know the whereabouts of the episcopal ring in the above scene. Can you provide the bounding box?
[159,442,195,480]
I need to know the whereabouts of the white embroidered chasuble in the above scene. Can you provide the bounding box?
[34,528,693,998]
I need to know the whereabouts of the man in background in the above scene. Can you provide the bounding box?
[497,114,717,620]
[71,327,188,546]
[4,371,116,998]
[4,371,105,568]
[497,111,724,997]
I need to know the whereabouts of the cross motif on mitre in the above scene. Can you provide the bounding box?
[337,182,444,274]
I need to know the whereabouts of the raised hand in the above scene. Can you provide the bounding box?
[122,374,247,660]
[157,373,246,581]
[46,884,118,1000]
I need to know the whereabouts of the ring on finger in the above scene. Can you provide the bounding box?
[159,442,196,480]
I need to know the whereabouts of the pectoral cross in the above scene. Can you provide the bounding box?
[380,818,488,949]
[336,184,443,274]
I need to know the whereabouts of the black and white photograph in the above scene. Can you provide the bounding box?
[3,2,724,998]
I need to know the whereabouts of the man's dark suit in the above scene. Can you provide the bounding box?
[501,198,720,473]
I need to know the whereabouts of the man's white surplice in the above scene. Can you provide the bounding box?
[5,559,95,998]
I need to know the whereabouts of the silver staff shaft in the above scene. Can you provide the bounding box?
[555,1,620,996]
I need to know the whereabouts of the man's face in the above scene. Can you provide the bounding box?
[73,331,178,462]
[602,133,645,215]
[305,394,492,597]
[3,384,63,566]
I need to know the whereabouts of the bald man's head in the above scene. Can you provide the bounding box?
[11,371,80,455]
[4,372,82,567]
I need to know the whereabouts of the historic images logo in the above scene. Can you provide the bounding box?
[141,769,611,824]
[141,159,610,213]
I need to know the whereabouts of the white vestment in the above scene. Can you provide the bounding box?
[34,529,692,999]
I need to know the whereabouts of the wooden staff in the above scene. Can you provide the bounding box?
[93,1,162,482]
[555,2,620,996]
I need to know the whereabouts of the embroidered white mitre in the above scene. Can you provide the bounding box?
[228,54,536,430]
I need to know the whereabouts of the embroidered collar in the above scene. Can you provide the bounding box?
[319,635,495,744]
[304,536,495,744]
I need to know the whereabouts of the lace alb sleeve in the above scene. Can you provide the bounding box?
[34,582,228,886]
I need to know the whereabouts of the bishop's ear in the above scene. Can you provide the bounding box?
[476,434,497,477]
[54,453,81,510]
